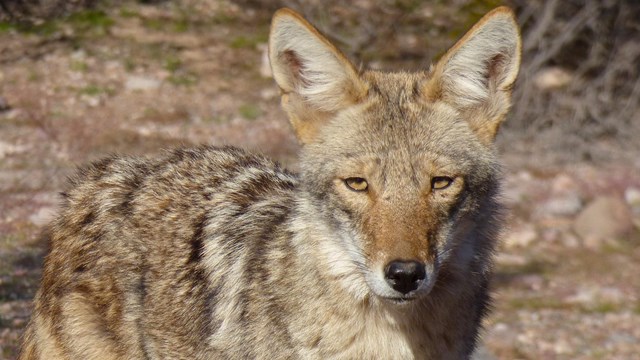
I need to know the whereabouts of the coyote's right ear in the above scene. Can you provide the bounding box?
[269,8,367,144]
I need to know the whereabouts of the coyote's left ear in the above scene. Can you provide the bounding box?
[426,7,521,145]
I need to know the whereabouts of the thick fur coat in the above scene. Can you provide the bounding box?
[20,7,521,359]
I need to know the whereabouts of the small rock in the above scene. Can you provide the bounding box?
[573,196,633,247]
[553,338,572,354]
[4,108,21,120]
[582,235,615,249]
[502,185,526,205]
[471,344,497,360]
[541,228,559,242]
[368,60,384,70]
[534,67,572,90]
[71,49,87,60]
[606,332,637,347]
[567,287,597,304]
[561,233,580,248]
[567,286,624,305]
[0,140,27,160]
[519,274,544,291]
[551,173,578,194]
[29,206,57,226]
[260,87,278,100]
[495,253,528,266]
[31,191,58,203]
[503,224,537,248]
[599,287,625,303]
[537,193,583,217]
[624,187,640,212]
[80,94,101,107]
[125,76,161,91]
[518,170,533,180]
[398,34,419,50]
[0,96,10,112]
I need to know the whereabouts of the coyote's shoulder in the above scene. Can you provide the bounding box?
[21,6,521,360]
[22,146,299,359]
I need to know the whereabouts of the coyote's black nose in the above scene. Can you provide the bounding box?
[384,260,426,294]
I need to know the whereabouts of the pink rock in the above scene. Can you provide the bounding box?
[573,196,633,247]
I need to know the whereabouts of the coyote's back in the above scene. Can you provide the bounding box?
[20,7,521,360]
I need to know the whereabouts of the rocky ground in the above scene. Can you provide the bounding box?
[1,1,639,359]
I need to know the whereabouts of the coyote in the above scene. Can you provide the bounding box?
[20,6,521,360]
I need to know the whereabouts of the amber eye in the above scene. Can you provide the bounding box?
[344,177,368,192]
[431,176,453,190]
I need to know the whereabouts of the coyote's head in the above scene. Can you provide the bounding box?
[270,8,520,304]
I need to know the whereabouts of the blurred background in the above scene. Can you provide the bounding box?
[0,0,638,358]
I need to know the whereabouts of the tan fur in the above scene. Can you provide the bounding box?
[21,7,521,359]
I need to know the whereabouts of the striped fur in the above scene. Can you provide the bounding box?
[20,7,521,359]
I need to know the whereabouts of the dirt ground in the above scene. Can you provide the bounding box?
[1,1,639,359]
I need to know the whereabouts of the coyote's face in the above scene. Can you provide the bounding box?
[270,9,520,303]
[299,80,501,302]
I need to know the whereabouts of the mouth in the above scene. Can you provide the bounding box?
[383,296,417,305]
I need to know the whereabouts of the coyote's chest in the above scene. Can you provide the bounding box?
[293,302,453,359]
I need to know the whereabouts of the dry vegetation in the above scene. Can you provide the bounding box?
[509,0,640,163]
[0,0,639,358]
[2,0,639,162]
